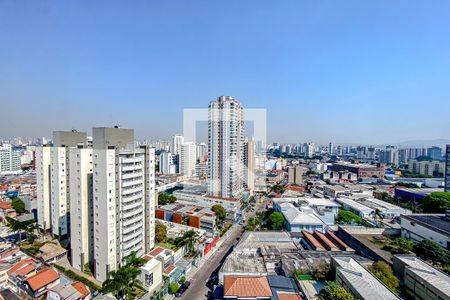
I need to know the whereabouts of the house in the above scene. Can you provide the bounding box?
[274,201,325,233]
[25,267,60,298]
[38,243,67,263]
[223,275,272,300]
[47,281,91,300]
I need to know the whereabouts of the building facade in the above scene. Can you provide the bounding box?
[445,145,450,192]
[180,142,196,178]
[208,96,244,199]
[92,127,156,281]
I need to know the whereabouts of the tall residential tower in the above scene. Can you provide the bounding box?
[208,96,244,199]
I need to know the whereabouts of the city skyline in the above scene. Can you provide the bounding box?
[1,1,450,144]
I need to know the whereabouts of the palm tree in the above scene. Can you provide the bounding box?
[124,251,146,268]
[5,217,31,243]
[102,253,144,299]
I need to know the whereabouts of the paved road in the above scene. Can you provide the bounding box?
[179,197,267,300]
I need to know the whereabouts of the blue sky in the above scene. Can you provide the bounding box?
[1,1,449,144]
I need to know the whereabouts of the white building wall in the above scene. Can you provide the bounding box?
[69,148,93,271]
[37,147,52,230]
[180,142,196,178]
[50,147,69,237]
[401,216,450,249]
[93,148,118,281]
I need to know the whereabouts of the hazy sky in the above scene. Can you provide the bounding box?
[1,1,450,144]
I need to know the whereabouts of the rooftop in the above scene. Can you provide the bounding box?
[401,214,450,236]
[394,255,450,295]
[26,267,60,292]
[223,276,272,298]
[332,256,400,300]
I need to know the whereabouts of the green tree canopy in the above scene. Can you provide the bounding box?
[319,281,354,300]
[336,210,361,224]
[11,196,26,214]
[158,192,177,205]
[155,221,167,243]
[422,192,450,213]
[272,185,285,194]
[386,237,413,254]
[102,252,144,299]
[268,212,285,230]
[211,204,227,226]
[413,239,450,265]
[369,261,399,293]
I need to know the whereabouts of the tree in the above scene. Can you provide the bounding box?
[369,261,399,293]
[174,230,200,254]
[268,212,285,230]
[319,281,354,300]
[169,282,179,294]
[211,204,226,227]
[385,237,413,254]
[158,192,177,205]
[5,217,34,243]
[336,210,361,224]
[311,262,331,281]
[155,221,167,243]
[413,239,450,265]
[124,251,146,268]
[272,185,285,194]
[245,217,257,231]
[11,196,26,214]
[422,192,450,213]
[102,252,144,299]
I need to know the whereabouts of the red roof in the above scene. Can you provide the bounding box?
[0,201,12,210]
[277,291,302,300]
[302,230,325,251]
[163,264,176,276]
[7,258,37,276]
[224,276,272,298]
[26,267,60,291]
[72,282,90,298]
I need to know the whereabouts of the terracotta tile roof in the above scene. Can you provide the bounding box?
[0,201,12,210]
[326,230,350,251]
[72,281,90,298]
[223,276,272,298]
[7,258,37,276]
[26,267,60,291]
[301,230,325,251]
[277,291,302,300]
[163,264,176,276]
[314,231,339,251]
[0,248,19,260]
[147,247,164,257]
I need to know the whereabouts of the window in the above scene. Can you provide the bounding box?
[145,273,154,286]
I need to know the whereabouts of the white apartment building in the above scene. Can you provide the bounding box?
[171,135,184,155]
[37,130,87,237]
[244,139,255,192]
[159,151,176,174]
[92,127,156,281]
[208,96,245,199]
[0,144,21,173]
[37,146,52,230]
[196,142,207,162]
[69,147,94,272]
[180,142,196,178]
[408,159,445,177]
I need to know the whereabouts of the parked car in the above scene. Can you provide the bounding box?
[175,281,191,297]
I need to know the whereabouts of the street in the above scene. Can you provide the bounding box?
[178,196,267,300]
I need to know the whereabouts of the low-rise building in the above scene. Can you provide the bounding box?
[223,275,273,300]
[156,203,216,234]
[47,281,91,300]
[336,196,411,219]
[393,255,450,300]
[400,213,450,249]
[330,162,385,179]
[274,201,326,233]
[331,256,400,300]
